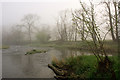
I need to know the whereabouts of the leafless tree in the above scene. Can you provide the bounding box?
[56,10,73,41]
[104,1,115,41]
[118,1,120,55]
[72,0,112,61]
[2,25,25,45]
[101,1,119,41]
[72,9,88,41]
[113,1,119,41]
[21,14,40,44]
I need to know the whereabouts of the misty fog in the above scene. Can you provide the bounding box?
[1,0,120,79]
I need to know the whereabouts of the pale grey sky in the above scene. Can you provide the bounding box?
[0,0,105,43]
[1,0,106,27]
[2,0,81,27]
[1,0,118,39]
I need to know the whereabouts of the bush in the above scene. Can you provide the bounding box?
[36,30,51,43]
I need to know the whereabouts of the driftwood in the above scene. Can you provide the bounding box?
[48,64,67,76]
[48,64,84,80]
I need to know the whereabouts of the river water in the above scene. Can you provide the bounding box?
[2,45,111,78]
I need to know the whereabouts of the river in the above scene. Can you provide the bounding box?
[2,45,111,78]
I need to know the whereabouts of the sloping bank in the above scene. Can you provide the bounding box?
[48,55,119,80]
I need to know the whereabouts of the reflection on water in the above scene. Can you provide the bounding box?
[2,45,111,78]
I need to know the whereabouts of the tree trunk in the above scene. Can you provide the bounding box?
[118,2,120,79]
[118,1,120,74]
[74,22,77,41]
[113,2,119,41]
[91,4,97,42]
[64,24,68,41]
[81,13,85,41]
[28,25,32,44]
[106,2,116,41]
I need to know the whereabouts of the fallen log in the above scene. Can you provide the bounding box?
[48,64,67,76]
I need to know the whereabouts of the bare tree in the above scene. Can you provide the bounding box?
[2,25,25,45]
[102,1,119,41]
[56,10,72,41]
[72,1,116,79]
[73,1,98,42]
[72,0,113,61]
[104,1,115,41]
[72,13,78,41]
[117,1,120,78]
[11,25,25,44]
[21,14,40,44]
[72,9,88,41]
[118,2,120,53]
[118,2,120,39]
[113,1,119,41]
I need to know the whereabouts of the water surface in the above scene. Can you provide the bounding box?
[2,45,102,78]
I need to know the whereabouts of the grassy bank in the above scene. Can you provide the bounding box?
[51,55,119,79]
[30,40,118,53]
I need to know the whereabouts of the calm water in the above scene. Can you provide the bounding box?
[2,45,104,78]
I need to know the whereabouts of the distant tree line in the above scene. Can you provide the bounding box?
[54,0,119,42]
[2,0,119,45]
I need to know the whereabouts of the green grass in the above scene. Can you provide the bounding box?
[64,55,97,78]
[52,55,120,79]
[25,49,47,55]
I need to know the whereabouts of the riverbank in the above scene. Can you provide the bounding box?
[30,40,118,54]
[49,55,119,79]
